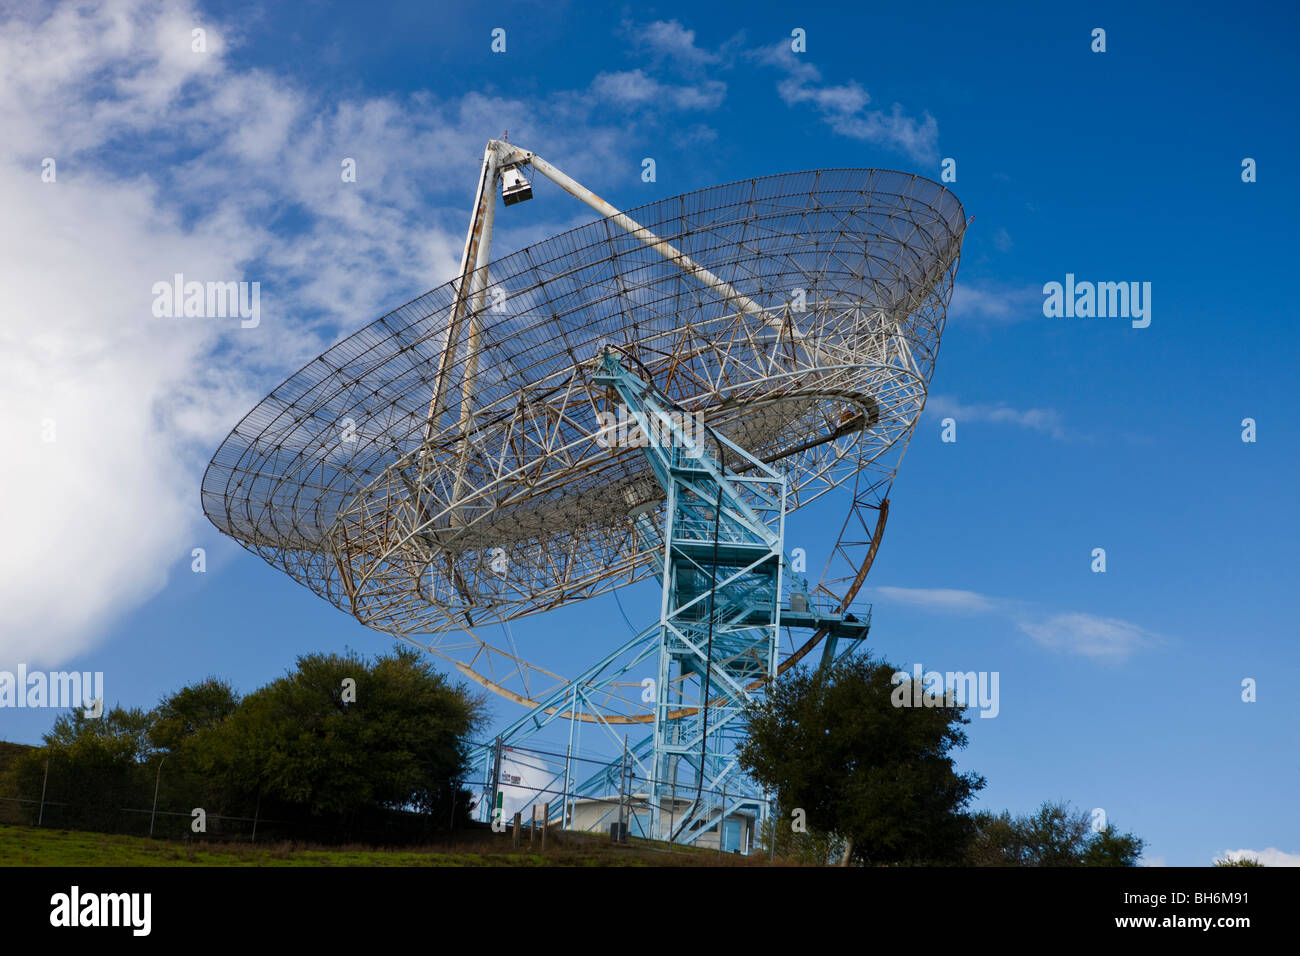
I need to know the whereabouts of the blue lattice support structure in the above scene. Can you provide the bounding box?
[469,351,875,846]
[593,350,787,842]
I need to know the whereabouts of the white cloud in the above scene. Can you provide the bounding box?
[1018,613,1161,661]
[589,69,726,111]
[632,19,722,67]
[948,281,1041,325]
[872,587,1161,662]
[1217,848,1300,867]
[872,586,998,614]
[926,395,1067,440]
[752,44,938,162]
[0,0,711,667]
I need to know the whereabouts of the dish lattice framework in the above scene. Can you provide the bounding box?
[202,164,965,705]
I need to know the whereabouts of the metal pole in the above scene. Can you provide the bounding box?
[563,682,577,829]
[448,156,499,518]
[425,143,499,434]
[571,691,583,829]
[37,757,49,827]
[148,756,166,837]
[561,742,572,833]
[490,735,504,830]
[718,783,726,857]
[769,796,777,863]
[617,735,629,842]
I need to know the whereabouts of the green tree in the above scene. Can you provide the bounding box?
[755,804,847,865]
[966,810,1027,865]
[192,646,487,836]
[1214,855,1263,867]
[149,677,240,754]
[1082,824,1145,866]
[738,651,985,865]
[5,706,156,832]
[968,801,1145,866]
[3,646,487,842]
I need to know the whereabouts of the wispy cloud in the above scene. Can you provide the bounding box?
[871,588,1162,662]
[588,69,726,111]
[750,44,938,162]
[628,19,728,68]
[948,281,1041,325]
[1017,613,1163,661]
[926,395,1068,440]
[871,586,998,614]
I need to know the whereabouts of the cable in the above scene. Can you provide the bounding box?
[671,426,726,842]
[613,589,636,635]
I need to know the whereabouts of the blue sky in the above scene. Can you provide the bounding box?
[1,0,1297,866]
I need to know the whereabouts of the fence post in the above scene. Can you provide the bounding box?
[37,758,49,827]
[616,735,629,842]
[512,811,521,849]
[542,802,549,850]
[251,788,261,843]
[490,735,504,825]
[769,798,777,863]
[561,742,572,830]
[149,756,167,837]
[718,783,726,857]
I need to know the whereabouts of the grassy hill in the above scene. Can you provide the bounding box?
[0,739,788,866]
[0,822,783,867]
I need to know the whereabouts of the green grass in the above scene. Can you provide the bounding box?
[0,822,780,867]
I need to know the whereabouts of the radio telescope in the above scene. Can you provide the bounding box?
[202,140,966,845]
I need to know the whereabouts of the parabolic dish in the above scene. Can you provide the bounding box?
[202,167,965,640]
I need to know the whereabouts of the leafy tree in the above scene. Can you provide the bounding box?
[739,651,985,865]
[4,646,487,842]
[966,809,1027,866]
[1082,823,1145,866]
[5,706,155,832]
[150,677,240,754]
[190,646,487,836]
[1022,801,1094,866]
[1214,855,1263,867]
[968,801,1144,866]
[754,801,847,864]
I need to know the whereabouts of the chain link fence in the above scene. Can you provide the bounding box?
[0,753,472,845]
